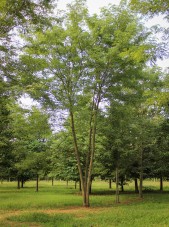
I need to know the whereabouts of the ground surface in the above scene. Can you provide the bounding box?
[0,180,169,226]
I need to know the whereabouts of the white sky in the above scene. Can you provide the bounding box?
[57,0,121,14]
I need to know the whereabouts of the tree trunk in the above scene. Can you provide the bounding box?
[69,90,100,207]
[66,180,68,187]
[17,177,20,189]
[121,179,124,192]
[69,110,87,206]
[139,171,143,198]
[89,179,92,194]
[139,149,143,198]
[78,180,81,191]
[115,167,120,203]
[21,179,24,188]
[139,148,143,199]
[134,178,139,193]
[36,174,39,192]
[52,177,54,186]
[160,176,163,192]
[109,179,112,189]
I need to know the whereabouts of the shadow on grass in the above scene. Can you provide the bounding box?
[88,189,169,196]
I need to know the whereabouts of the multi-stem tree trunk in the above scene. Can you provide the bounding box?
[70,110,87,206]
[69,92,99,207]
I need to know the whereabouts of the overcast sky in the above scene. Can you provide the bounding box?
[57,0,169,70]
[57,0,121,14]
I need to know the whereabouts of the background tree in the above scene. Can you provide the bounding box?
[11,105,52,190]
[0,82,13,181]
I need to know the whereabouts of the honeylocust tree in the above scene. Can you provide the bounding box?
[20,0,156,206]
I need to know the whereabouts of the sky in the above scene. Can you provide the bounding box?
[57,0,169,70]
[57,0,121,14]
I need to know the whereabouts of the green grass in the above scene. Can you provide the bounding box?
[0,180,169,226]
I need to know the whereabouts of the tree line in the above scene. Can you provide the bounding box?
[0,0,169,207]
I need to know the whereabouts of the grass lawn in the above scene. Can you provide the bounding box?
[0,179,169,226]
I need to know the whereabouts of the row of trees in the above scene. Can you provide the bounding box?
[0,0,169,207]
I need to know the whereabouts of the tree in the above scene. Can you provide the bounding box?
[0,1,55,182]
[0,0,54,86]
[130,0,169,65]
[50,131,79,186]
[11,105,52,190]
[20,0,157,206]
[0,81,14,180]
[129,0,169,19]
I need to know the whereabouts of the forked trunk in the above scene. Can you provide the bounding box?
[69,91,100,207]
[70,110,88,206]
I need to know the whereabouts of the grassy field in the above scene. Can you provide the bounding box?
[0,179,169,226]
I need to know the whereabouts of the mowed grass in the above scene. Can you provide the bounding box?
[0,180,169,226]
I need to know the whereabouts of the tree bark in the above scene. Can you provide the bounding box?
[134,178,139,193]
[115,167,120,203]
[36,174,39,192]
[160,176,163,192]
